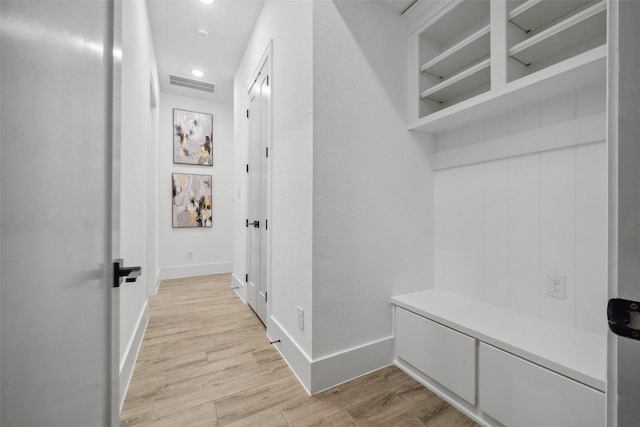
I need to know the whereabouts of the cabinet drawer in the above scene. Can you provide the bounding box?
[395,308,476,404]
[479,343,604,427]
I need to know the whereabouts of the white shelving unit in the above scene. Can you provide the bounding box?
[401,2,611,425]
[409,0,608,130]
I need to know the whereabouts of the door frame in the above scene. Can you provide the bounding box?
[606,0,640,425]
[245,41,273,325]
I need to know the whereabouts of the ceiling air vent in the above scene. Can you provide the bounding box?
[169,75,215,93]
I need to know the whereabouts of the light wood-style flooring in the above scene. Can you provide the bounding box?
[121,274,478,426]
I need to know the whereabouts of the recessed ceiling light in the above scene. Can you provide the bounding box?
[196,26,209,37]
[200,0,214,4]
[192,69,205,78]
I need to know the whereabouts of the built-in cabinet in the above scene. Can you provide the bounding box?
[397,1,609,425]
[392,291,605,426]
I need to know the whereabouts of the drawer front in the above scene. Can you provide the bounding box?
[479,343,604,427]
[395,307,476,404]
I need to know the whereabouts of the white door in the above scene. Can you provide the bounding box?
[247,60,270,325]
[1,1,119,425]
[606,1,640,425]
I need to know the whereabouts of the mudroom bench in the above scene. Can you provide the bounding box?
[391,289,606,426]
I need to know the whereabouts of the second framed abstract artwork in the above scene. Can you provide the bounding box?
[172,173,212,228]
[173,108,213,166]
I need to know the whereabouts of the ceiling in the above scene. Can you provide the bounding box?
[146,0,265,104]
[146,0,415,105]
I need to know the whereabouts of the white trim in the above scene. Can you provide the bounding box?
[231,272,247,303]
[267,315,312,394]
[158,262,232,280]
[119,301,149,412]
[266,315,395,396]
[151,271,161,296]
[310,336,395,395]
[433,113,606,170]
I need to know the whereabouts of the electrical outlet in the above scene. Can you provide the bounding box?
[297,306,304,331]
[186,250,193,259]
[546,273,566,299]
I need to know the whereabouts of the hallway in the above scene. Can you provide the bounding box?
[121,274,478,426]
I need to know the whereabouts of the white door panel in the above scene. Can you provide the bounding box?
[247,59,270,326]
[1,0,117,425]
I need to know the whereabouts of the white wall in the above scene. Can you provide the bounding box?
[119,0,159,406]
[158,93,233,279]
[234,0,314,360]
[311,0,434,362]
[433,87,607,337]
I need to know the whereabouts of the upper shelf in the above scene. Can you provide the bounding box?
[509,1,606,66]
[421,26,490,78]
[421,0,490,45]
[509,0,593,33]
[421,58,490,103]
[411,45,606,133]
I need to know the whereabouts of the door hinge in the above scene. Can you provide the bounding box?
[245,218,249,228]
[266,147,269,158]
[245,273,248,282]
[246,109,249,118]
[267,75,269,86]
[265,292,268,303]
[266,219,268,230]
[246,164,249,173]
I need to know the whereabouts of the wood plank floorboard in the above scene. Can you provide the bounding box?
[121,274,479,426]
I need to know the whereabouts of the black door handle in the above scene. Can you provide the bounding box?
[608,298,640,340]
[113,259,142,288]
[250,220,260,228]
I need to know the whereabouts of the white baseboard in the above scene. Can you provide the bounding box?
[267,316,312,394]
[310,336,394,394]
[231,272,247,303]
[119,302,149,412]
[266,316,394,396]
[158,262,232,280]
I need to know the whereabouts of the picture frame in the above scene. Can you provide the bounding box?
[173,108,213,165]
[172,173,213,228]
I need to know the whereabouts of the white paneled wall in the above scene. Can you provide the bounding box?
[434,83,605,152]
[434,143,607,336]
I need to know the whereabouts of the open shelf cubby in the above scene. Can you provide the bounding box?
[509,0,594,33]
[418,0,491,116]
[508,1,606,77]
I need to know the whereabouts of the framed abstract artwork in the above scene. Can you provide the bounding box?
[172,173,212,228]
[173,108,213,165]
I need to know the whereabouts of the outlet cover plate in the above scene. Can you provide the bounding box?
[546,273,566,299]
